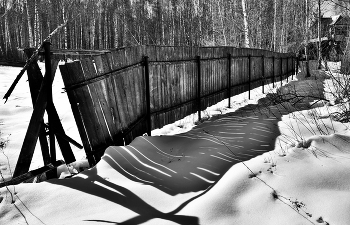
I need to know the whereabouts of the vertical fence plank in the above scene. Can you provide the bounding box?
[262,55,265,94]
[280,56,283,86]
[143,56,151,136]
[60,62,99,166]
[82,57,114,148]
[248,54,251,99]
[196,55,201,121]
[286,56,289,78]
[272,56,275,88]
[227,53,232,108]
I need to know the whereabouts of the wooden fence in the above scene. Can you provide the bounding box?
[0,48,26,67]
[59,45,295,166]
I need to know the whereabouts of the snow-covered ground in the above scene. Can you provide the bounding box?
[1,61,350,225]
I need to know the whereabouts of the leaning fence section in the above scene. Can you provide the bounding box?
[59,45,295,165]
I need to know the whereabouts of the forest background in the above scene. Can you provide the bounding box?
[0,0,349,62]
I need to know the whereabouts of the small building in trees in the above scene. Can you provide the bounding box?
[305,14,350,61]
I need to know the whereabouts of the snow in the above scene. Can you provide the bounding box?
[1,61,350,225]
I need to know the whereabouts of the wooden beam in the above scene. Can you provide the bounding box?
[13,70,50,178]
[24,48,76,165]
[24,48,51,167]
[1,160,64,188]
[13,45,75,178]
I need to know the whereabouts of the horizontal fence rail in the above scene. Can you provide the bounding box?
[59,45,295,165]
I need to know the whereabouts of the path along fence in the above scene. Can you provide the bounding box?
[59,45,296,166]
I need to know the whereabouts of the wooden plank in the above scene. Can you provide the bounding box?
[119,71,135,128]
[135,66,143,120]
[1,160,64,188]
[159,63,166,128]
[85,56,122,145]
[142,56,151,135]
[126,68,138,122]
[81,57,114,149]
[59,65,95,166]
[65,61,105,160]
[148,63,156,130]
[108,73,127,132]
[13,67,51,177]
[103,79,124,144]
[160,63,167,128]
[24,49,51,166]
[150,64,159,129]
[121,70,136,127]
[157,64,163,128]
[179,61,185,118]
[196,55,201,121]
[166,63,173,125]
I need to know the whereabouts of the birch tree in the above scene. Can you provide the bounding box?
[318,0,322,68]
[241,0,250,48]
[0,0,327,62]
[305,0,311,77]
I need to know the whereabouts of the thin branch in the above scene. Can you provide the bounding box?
[329,0,350,12]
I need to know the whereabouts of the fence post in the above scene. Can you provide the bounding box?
[227,53,232,108]
[280,56,283,86]
[293,56,296,80]
[286,57,288,83]
[143,56,152,136]
[248,54,251,99]
[262,55,265,94]
[272,56,275,88]
[196,55,201,121]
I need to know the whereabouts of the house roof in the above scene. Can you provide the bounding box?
[330,15,341,25]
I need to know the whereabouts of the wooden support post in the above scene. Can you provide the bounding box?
[196,55,201,121]
[24,48,51,168]
[14,42,78,179]
[24,48,76,166]
[262,55,265,94]
[272,56,275,88]
[227,53,232,108]
[248,54,251,99]
[13,63,50,178]
[143,56,152,136]
[44,42,59,179]
[43,42,57,179]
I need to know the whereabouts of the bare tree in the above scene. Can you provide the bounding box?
[305,0,311,77]
[318,0,322,69]
[242,0,250,48]
[273,0,277,51]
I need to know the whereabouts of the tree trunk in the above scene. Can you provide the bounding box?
[273,0,277,51]
[25,0,34,47]
[242,0,250,48]
[258,1,263,49]
[318,0,322,69]
[34,0,39,46]
[217,0,227,46]
[305,0,311,77]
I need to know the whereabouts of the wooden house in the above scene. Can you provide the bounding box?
[307,15,349,61]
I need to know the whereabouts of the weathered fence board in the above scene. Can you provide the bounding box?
[59,45,295,166]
